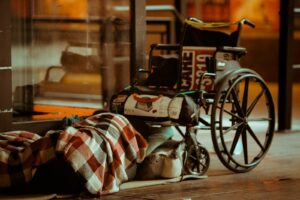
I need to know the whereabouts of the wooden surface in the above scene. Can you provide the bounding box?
[99,131,300,200]
[1,83,300,199]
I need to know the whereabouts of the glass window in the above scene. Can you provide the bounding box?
[11,0,131,121]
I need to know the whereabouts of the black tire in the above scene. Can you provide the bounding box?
[211,71,275,172]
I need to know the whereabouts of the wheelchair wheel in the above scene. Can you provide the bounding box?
[185,143,210,175]
[211,71,275,173]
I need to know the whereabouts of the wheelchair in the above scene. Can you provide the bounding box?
[110,18,275,176]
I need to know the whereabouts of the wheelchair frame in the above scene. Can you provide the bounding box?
[110,18,275,175]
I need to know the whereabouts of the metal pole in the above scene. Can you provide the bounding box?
[130,0,146,84]
[174,0,183,43]
[278,0,294,130]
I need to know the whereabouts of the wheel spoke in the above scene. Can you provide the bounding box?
[196,163,200,172]
[229,125,244,155]
[189,153,203,173]
[231,88,244,117]
[217,105,244,121]
[200,162,206,168]
[242,128,248,164]
[242,78,249,113]
[246,89,264,117]
[247,125,265,151]
[190,155,197,161]
[223,121,244,135]
[196,151,202,172]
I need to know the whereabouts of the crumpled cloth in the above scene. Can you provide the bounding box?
[0,112,148,195]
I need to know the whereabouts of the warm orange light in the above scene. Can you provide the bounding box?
[33,0,88,18]
[33,104,97,120]
[230,0,279,30]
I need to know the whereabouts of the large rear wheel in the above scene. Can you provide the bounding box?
[211,71,275,172]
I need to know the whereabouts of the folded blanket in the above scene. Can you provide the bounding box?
[0,113,148,195]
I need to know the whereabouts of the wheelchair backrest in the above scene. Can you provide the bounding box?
[145,19,242,92]
[178,22,239,92]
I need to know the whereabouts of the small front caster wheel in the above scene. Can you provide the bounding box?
[185,144,210,175]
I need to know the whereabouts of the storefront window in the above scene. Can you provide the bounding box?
[11,0,131,121]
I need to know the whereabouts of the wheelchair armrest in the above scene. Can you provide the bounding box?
[217,46,247,57]
[150,43,181,51]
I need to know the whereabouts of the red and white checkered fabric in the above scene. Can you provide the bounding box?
[0,112,148,195]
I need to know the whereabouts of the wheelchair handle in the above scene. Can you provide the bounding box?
[187,17,203,24]
[132,93,161,103]
[240,18,256,28]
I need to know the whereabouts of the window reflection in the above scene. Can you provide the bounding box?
[11,0,130,121]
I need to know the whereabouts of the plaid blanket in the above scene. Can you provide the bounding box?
[0,113,148,195]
